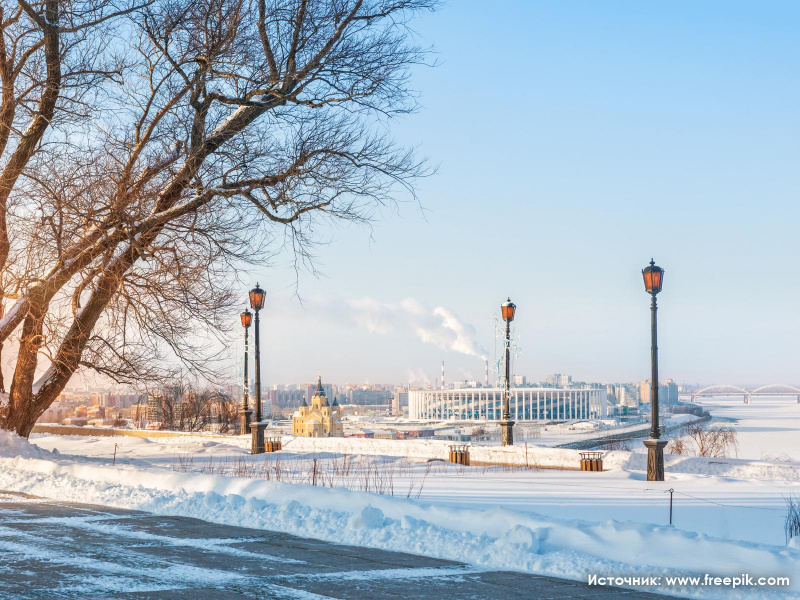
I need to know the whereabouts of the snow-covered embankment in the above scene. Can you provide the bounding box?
[1,431,798,599]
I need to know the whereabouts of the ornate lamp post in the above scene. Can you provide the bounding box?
[240,308,253,435]
[642,259,666,481]
[249,284,267,454]
[499,298,516,446]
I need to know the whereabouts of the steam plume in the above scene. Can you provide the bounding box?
[309,297,488,360]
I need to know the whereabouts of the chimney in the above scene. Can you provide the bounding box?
[484,359,489,387]
[441,361,445,389]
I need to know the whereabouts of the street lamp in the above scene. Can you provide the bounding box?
[642,259,666,481]
[240,308,252,435]
[249,283,267,454]
[500,298,516,446]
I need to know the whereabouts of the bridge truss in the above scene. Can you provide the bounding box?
[686,384,800,404]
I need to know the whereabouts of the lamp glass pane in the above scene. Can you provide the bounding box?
[642,270,653,292]
[653,269,663,292]
[501,302,516,322]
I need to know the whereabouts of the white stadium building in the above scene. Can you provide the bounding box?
[408,387,607,421]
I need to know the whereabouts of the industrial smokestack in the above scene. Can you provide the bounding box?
[484,359,489,387]
[441,361,445,389]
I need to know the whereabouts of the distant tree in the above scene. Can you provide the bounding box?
[112,412,126,428]
[0,0,436,436]
[179,388,226,432]
[215,396,238,434]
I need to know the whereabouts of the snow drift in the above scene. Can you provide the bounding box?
[0,431,797,599]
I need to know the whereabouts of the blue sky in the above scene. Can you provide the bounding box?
[245,1,800,387]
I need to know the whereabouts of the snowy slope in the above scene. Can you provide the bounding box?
[1,431,798,599]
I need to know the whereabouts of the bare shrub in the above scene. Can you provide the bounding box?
[172,450,437,498]
[666,436,687,455]
[603,439,633,452]
[688,422,738,458]
[173,452,194,473]
[761,452,793,463]
[669,422,739,458]
[785,494,800,545]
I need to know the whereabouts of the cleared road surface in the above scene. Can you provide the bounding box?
[0,491,671,599]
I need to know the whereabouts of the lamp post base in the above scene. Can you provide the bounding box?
[241,409,253,436]
[643,438,667,481]
[251,422,267,454]
[499,420,515,446]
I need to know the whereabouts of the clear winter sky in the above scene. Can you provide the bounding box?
[245,1,800,388]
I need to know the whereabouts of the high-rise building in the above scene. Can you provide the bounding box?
[664,379,679,408]
[618,386,638,408]
[266,388,305,408]
[346,388,391,405]
[146,394,165,421]
[391,390,408,415]
[639,380,675,407]
[545,374,572,387]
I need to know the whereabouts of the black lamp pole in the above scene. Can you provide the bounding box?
[240,309,252,435]
[249,284,266,454]
[253,308,262,424]
[499,298,516,446]
[649,292,659,440]
[642,259,666,481]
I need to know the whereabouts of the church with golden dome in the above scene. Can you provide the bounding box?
[292,376,344,437]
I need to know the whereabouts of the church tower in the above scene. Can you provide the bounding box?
[292,376,344,437]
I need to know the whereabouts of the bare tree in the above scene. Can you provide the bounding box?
[177,388,223,432]
[0,0,147,392]
[216,397,238,433]
[112,411,126,428]
[0,0,435,437]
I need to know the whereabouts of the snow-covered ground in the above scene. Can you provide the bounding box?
[532,413,698,447]
[2,401,799,599]
[20,431,800,548]
[701,397,800,462]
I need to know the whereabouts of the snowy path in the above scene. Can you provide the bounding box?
[0,491,664,600]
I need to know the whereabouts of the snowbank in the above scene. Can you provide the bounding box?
[1,432,797,599]
[0,430,46,459]
[626,452,800,482]
[26,426,800,483]
[279,435,800,481]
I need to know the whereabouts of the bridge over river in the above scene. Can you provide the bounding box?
[679,384,800,404]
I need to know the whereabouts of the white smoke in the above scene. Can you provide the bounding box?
[406,368,430,385]
[309,297,489,361]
